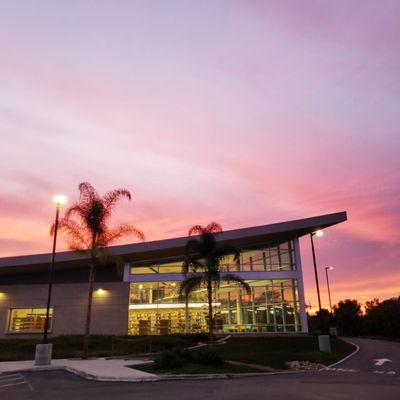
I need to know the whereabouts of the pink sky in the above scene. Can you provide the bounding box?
[0,1,399,310]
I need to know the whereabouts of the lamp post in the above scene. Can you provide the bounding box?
[310,230,323,314]
[35,195,66,366]
[43,195,67,343]
[325,266,334,314]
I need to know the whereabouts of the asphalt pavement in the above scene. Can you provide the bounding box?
[1,337,399,400]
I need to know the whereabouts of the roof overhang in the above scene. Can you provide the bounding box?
[0,211,347,275]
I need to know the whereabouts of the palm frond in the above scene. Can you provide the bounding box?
[214,244,240,262]
[64,203,88,221]
[78,182,98,203]
[103,189,132,220]
[188,225,206,236]
[178,275,204,300]
[182,256,203,273]
[56,218,91,249]
[205,221,222,234]
[101,224,145,246]
[222,273,251,294]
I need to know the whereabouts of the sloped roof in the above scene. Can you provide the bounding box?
[0,211,347,275]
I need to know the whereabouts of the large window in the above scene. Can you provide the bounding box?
[8,308,53,334]
[128,279,301,335]
[240,241,296,271]
[130,261,182,274]
[130,241,296,275]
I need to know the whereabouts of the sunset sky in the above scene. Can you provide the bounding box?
[0,1,399,311]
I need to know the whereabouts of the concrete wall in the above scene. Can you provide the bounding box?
[0,282,130,339]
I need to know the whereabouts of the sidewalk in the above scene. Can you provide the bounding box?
[0,358,158,382]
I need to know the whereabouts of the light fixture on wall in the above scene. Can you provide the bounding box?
[97,288,106,295]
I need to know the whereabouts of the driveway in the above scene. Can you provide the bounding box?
[1,337,399,400]
[332,337,400,375]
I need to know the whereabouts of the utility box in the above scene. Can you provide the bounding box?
[34,343,53,365]
[318,335,331,353]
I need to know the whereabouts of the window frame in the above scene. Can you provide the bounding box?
[7,307,54,334]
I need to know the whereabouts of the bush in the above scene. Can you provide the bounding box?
[171,346,193,362]
[153,348,185,370]
[193,347,224,366]
[364,297,400,338]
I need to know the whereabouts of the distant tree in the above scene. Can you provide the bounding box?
[307,308,332,334]
[56,182,144,359]
[317,308,333,333]
[365,298,380,314]
[364,297,400,338]
[179,222,251,345]
[333,299,362,336]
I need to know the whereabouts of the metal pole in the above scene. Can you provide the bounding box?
[43,203,60,344]
[325,267,333,314]
[310,233,322,313]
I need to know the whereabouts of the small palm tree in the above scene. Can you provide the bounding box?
[179,222,250,345]
[55,182,144,359]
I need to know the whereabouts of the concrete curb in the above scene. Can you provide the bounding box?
[1,365,161,383]
[153,370,309,381]
[5,364,310,382]
[321,339,360,370]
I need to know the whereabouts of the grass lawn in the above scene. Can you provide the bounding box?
[131,336,355,375]
[134,361,265,374]
[217,336,355,369]
[0,334,354,371]
[0,334,208,361]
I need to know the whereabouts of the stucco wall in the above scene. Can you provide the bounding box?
[0,282,130,339]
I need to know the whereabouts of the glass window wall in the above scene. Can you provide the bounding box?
[130,241,296,275]
[128,279,301,335]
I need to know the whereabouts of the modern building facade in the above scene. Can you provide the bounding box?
[0,212,346,338]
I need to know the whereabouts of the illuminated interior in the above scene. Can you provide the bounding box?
[8,308,53,333]
[128,279,301,334]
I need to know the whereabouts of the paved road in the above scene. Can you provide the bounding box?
[0,372,33,393]
[335,337,400,375]
[1,338,399,400]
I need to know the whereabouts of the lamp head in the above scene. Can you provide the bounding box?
[326,266,334,270]
[314,230,324,237]
[53,194,67,206]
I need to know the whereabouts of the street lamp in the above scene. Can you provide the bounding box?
[310,230,323,314]
[325,266,334,313]
[43,194,67,343]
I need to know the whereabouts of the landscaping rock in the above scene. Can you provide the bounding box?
[286,360,325,371]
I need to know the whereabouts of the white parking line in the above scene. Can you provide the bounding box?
[0,376,25,383]
[373,370,397,375]
[0,374,23,381]
[0,372,32,390]
[0,381,28,389]
[322,367,359,373]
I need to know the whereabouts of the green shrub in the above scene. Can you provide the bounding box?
[153,348,185,370]
[171,346,193,362]
[193,347,223,366]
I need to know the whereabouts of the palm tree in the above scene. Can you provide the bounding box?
[179,222,250,345]
[55,182,144,359]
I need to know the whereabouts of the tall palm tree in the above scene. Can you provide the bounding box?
[179,222,250,345]
[55,182,144,359]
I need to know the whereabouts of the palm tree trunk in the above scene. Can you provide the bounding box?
[82,257,95,359]
[207,279,214,346]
